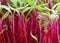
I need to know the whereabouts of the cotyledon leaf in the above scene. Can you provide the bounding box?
[2,12,9,21]
[23,7,31,13]
[0,5,11,12]
[27,0,33,6]
[36,4,46,7]
[10,0,17,7]
[17,0,22,6]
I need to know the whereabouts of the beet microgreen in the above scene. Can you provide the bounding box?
[0,0,60,43]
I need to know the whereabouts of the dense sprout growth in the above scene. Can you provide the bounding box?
[0,0,60,43]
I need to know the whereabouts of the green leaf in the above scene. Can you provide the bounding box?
[56,4,60,11]
[2,12,9,21]
[33,0,37,7]
[0,5,11,12]
[42,11,50,16]
[17,0,22,6]
[53,0,60,3]
[23,0,28,6]
[52,2,60,10]
[10,0,17,7]
[28,8,33,14]
[17,0,28,7]
[27,0,33,6]
[36,4,46,7]
[27,0,37,13]
[36,4,47,11]
[37,7,47,11]
[27,0,37,6]
[23,7,31,13]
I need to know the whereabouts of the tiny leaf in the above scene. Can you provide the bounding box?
[10,0,17,7]
[2,12,9,21]
[0,5,11,12]
[23,7,31,13]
